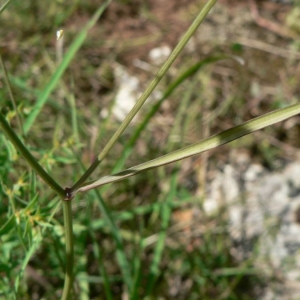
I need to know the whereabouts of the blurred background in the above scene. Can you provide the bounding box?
[1,0,300,299]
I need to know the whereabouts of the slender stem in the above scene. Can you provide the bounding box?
[55,19,74,300]
[0,111,65,198]
[0,53,24,136]
[61,201,74,300]
[70,158,100,193]
[71,0,218,193]
[0,0,12,13]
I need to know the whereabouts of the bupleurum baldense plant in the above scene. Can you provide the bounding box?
[1,0,300,299]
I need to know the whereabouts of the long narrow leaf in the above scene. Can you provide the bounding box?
[75,102,300,194]
[145,172,177,296]
[0,0,12,13]
[23,0,111,134]
[93,189,133,291]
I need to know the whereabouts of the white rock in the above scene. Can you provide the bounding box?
[149,46,171,65]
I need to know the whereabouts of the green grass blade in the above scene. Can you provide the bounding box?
[130,238,143,300]
[23,0,111,134]
[68,79,79,143]
[90,231,113,300]
[75,101,300,194]
[69,148,133,291]
[93,189,133,292]
[0,0,12,13]
[145,172,177,296]
[14,234,43,294]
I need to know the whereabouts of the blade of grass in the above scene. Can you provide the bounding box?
[23,0,111,134]
[68,79,79,143]
[130,229,144,300]
[14,234,43,295]
[0,0,12,13]
[69,147,133,292]
[90,230,113,300]
[75,101,300,194]
[145,171,178,296]
[70,0,218,193]
[166,78,199,151]
[93,189,133,292]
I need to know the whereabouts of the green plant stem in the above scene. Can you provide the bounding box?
[61,201,74,300]
[70,0,218,193]
[0,111,65,198]
[0,0,12,13]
